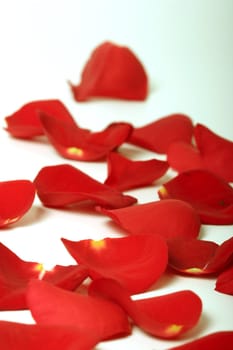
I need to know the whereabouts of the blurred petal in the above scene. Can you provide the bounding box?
[69,41,148,101]
[215,266,233,295]
[167,141,202,172]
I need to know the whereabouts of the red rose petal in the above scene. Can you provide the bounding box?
[104,152,169,191]
[27,279,131,341]
[170,331,233,350]
[61,234,168,294]
[0,321,97,350]
[99,199,201,240]
[158,169,233,224]
[215,266,233,295]
[89,278,202,339]
[34,164,137,209]
[69,41,148,101]
[128,114,194,154]
[4,99,76,139]
[0,180,35,228]
[167,141,203,172]
[39,113,133,161]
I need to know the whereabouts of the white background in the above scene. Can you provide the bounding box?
[0,1,232,349]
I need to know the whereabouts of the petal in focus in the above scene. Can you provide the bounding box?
[69,41,148,101]
[34,164,137,209]
[61,234,168,294]
[215,266,233,295]
[0,180,35,228]
[158,169,233,224]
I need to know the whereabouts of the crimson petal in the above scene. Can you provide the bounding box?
[129,114,193,154]
[27,279,131,341]
[69,41,148,101]
[0,180,35,228]
[89,278,202,339]
[99,199,200,240]
[34,164,136,209]
[104,152,169,191]
[4,99,76,139]
[61,234,168,294]
[167,141,203,172]
[158,169,233,224]
[215,266,233,295]
[0,321,97,350]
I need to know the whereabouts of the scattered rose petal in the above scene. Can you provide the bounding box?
[27,279,131,341]
[61,234,168,294]
[0,321,98,350]
[34,164,137,209]
[170,331,233,350]
[128,114,193,154]
[0,243,88,310]
[4,99,76,139]
[89,278,202,339]
[215,266,233,295]
[99,199,201,240]
[0,180,35,228]
[158,169,233,224]
[39,113,133,161]
[104,152,169,191]
[69,41,148,101]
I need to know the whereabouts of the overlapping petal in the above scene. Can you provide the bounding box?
[89,278,202,339]
[69,41,148,101]
[128,114,194,154]
[61,234,168,294]
[34,164,137,209]
[215,266,233,295]
[0,321,97,350]
[27,279,131,341]
[4,99,76,139]
[158,169,233,224]
[99,199,201,240]
[0,243,88,310]
[0,180,35,228]
[104,152,169,190]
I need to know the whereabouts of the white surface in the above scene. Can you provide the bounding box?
[0,1,233,349]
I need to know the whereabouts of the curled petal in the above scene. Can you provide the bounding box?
[89,278,202,339]
[69,41,148,101]
[167,141,202,172]
[0,321,98,350]
[34,164,137,209]
[104,152,169,191]
[158,169,233,224]
[0,180,35,228]
[27,279,131,341]
[99,199,201,240]
[4,99,76,139]
[129,114,193,154]
[61,234,168,294]
[215,266,233,295]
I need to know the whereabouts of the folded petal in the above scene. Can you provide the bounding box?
[104,152,169,190]
[34,164,137,209]
[27,279,131,341]
[0,180,35,228]
[167,141,203,172]
[99,199,200,240]
[89,278,202,339]
[0,321,98,350]
[4,99,76,139]
[61,234,168,294]
[215,266,233,295]
[158,169,233,224]
[69,41,148,101]
[129,114,193,154]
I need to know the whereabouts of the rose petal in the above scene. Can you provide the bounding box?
[27,279,131,341]
[167,141,203,172]
[69,41,148,101]
[170,331,233,350]
[215,266,233,295]
[0,321,97,350]
[61,234,168,294]
[128,114,193,154]
[0,180,35,228]
[4,99,76,139]
[104,152,169,191]
[39,113,133,161]
[89,278,202,339]
[99,199,201,240]
[158,169,233,224]
[34,164,137,209]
